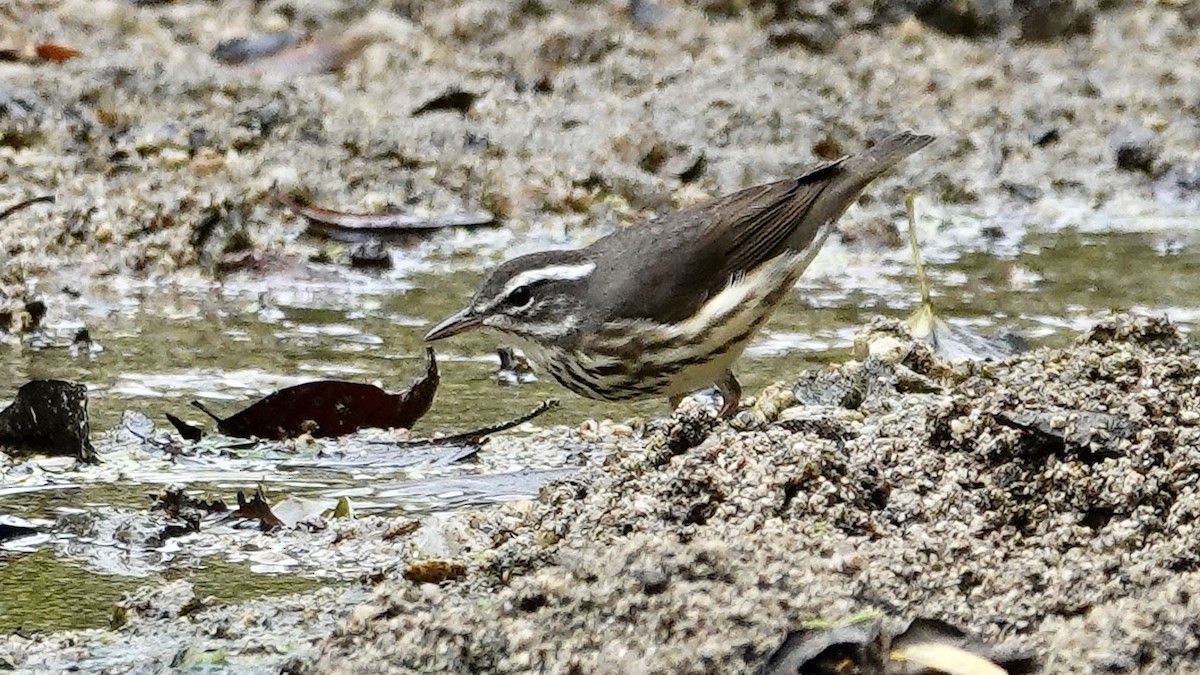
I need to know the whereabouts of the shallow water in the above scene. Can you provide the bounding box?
[2,216,1199,632]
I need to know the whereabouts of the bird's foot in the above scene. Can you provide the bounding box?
[669,371,742,419]
[715,369,742,419]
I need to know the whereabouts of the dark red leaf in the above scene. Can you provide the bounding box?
[192,347,439,440]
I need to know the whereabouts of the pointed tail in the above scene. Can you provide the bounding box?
[839,131,935,183]
[781,131,933,255]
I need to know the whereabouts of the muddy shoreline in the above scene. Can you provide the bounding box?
[5,314,1200,672]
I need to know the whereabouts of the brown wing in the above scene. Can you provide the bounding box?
[585,162,841,326]
[585,131,934,327]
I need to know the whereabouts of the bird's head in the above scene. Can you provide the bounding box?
[424,250,595,344]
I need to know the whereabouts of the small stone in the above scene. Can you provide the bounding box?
[1110,126,1159,175]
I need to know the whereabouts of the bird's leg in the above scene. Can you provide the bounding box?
[715,369,742,418]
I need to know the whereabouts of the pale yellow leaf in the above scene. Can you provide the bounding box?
[891,641,1006,675]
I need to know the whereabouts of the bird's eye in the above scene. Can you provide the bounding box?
[505,286,533,310]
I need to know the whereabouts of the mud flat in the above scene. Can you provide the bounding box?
[3,0,1199,297]
[3,314,1198,672]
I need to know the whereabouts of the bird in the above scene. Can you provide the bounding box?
[425,131,933,417]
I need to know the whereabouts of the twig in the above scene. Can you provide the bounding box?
[0,196,53,222]
[407,399,560,446]
[904,192,933,309]
[273,188,496,243]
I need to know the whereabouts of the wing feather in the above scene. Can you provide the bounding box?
[583,132,932,327]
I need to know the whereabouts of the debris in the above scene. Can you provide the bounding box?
[274,189,497,243]
[349,240,392,269]
[211,33,296,65]
[904,193,1024,361]
[409,399,558,447]
[149,487,228,519]
[411,89,479,116]
[34,44,80,63]
[0,45,79,64]
[164,413,204,442]
[232,488,283,531]
[761,618,883,675]
[497,346,537,385]
[150,487,228,540]
[0,195,53,222]
[890,617,1039,675]
[190,347,439,439]
[230,35,374,77]
[762,616,1036,675]
[0,380,95,461]
[382,520,420,541]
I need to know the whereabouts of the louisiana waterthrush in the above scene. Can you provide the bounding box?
[425,131,933,417]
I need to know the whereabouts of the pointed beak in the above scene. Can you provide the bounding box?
[424,309,483,342]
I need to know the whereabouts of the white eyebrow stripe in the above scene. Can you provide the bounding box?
[498,262,596,299]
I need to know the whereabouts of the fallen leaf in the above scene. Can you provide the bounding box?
[890,642,1006,675]
[412,89,479,116]
[331,496,354,519]
[34,43,80,63]
[190,347,439,439]
[233,488,283,531]
[271,496,338,529]
[165,413,204,442]
[274,189,497,243]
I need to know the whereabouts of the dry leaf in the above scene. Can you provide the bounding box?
[891,641,1007,675]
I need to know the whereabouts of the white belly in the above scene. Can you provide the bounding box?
[513,249,819,401]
